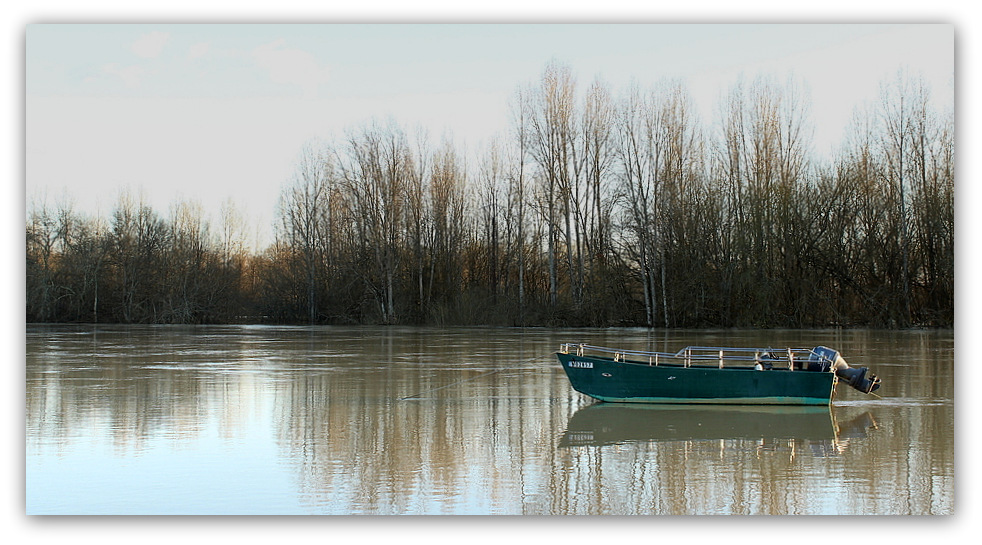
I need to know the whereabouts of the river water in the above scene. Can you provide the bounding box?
[25,325,953,515]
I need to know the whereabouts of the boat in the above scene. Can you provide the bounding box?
[556,343,880,406]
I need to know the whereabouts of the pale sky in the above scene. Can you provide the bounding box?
[25,23,953,248]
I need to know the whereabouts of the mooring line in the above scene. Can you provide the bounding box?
[398,353,553,401]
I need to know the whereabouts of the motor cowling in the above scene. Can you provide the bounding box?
[809,346,881,394]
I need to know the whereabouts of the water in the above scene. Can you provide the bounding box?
[25,325,954,515]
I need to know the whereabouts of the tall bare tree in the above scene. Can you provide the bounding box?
[428,137,467,308]
[509,86,534,321]
[526,61,579,309]
[278,141,333,323]
[340,120,413,323]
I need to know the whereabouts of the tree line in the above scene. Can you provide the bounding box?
[26,63,953,328]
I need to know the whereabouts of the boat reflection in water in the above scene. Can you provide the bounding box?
[559,403,878,457]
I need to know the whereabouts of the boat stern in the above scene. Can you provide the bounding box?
[811,346,881,395]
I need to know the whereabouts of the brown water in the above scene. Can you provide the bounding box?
[25,325,953,514]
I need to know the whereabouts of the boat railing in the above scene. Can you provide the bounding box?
[559,343,823,370]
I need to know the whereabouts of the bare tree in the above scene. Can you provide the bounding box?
[616,82,659,326]
[166,199,210,322]
[405,126,431,320]
[278,141,333,323]
[478,138,506,302]
[26,193,61,321]
[340,119,413,323]
[508,85,534,321]
[108,189,169,323]
[428,137,467,309]
[526,61,579,309]
[878,70,916,325]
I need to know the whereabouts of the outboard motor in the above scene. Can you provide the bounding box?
[808,346,881,394]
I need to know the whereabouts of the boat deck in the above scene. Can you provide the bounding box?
[559,343,828,371]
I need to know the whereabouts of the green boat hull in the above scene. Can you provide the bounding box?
[556,352,837,405]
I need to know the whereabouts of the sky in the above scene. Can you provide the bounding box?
[24,22,953,249]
